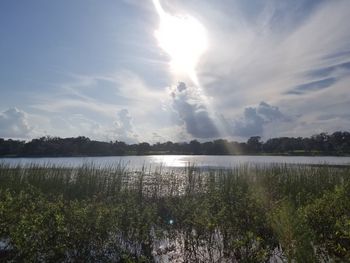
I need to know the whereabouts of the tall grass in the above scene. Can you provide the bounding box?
[0,163,349,262]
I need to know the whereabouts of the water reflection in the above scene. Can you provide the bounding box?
[150,155,189,168]
[1,155,350,169]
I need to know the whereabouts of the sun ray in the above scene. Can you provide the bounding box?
[152,0,234,151]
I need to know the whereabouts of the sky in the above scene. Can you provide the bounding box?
[0,0,350,143]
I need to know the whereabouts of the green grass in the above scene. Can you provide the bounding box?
[0,163,349,262]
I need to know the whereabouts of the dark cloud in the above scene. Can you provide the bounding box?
[177,82,187,92]
[232,102,288,137]
[172,82,219,138]
[286,77,336,95]
[257,101,286,121]
[0,108,32,139]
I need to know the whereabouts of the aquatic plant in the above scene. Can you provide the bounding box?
[0,163,349,262]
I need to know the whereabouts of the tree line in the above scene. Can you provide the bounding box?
[0,131,350,157]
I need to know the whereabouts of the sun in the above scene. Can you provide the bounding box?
[153,0,208,84]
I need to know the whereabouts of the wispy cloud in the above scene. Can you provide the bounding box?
[286,78,336,95]
[1,0,349,141]
[24,70,178,141]
[188,0,350,137]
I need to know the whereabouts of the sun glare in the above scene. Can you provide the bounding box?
[153,0,208,84]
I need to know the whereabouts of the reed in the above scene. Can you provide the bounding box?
[0,163,349,262]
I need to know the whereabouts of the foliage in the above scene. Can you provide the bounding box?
[0,164,350,261]
[302,183,350,261]
[1,131,350,156]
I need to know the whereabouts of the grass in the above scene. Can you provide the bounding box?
[0,163,349,262]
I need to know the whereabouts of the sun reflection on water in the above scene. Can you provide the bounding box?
[149,155,190,168]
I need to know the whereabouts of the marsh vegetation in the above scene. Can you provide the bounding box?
[0,163,349,262]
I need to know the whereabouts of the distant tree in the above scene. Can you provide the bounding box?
[137,142,151,155]
[247,136,262,153]
[1,131,350,157]
[113,141,127,155]
[189,140,201,154]
[330,131,350,153]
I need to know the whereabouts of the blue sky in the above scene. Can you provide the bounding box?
[1,0,350,142]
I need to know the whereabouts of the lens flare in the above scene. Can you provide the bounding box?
[153,0,208,84]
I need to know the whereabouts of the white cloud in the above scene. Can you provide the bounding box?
[111,109,138,143]
[25,70,182,142]
[4,1,350,141]
[0,108,32,139]
[202,0,350,98]
[184,0,350,138]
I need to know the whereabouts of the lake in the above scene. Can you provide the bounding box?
[1,155,350,169]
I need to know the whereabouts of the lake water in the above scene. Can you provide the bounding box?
[1,155,350,169]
